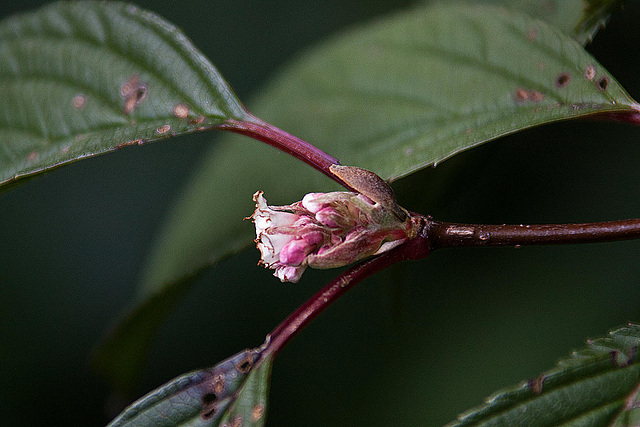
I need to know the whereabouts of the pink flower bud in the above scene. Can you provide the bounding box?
[302,231,325,245]
[280,239,313,266]
[250,190,418,283]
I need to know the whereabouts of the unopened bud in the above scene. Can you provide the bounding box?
[249,190,419,283]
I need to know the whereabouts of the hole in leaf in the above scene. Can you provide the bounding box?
[202,392,216,405]
[120,75,148,115]
[555,73,571,88]
[597,76,609,91]
[201,405,217,420]
[236,353,254,374]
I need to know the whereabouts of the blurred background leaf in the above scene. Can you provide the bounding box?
[1,1,640,426]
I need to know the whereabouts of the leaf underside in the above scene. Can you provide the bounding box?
[109,348,272,427]
[101,2,639,392]
[0,1,247,185]
[449,324,640,426]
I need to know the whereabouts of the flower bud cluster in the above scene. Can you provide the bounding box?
[250,190,418,283]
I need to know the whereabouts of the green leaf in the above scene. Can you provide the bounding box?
[251,2,638,182]
[96,2,640,390]
[610,382,640,426]
[109,348,272,427]
[0,1,248,186]
[449,324,640,426]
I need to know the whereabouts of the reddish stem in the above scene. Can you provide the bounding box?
[260,215,640,359]
[427,218,640,249]
[592,110,640,126]
[217,115,356,191]
[218,111,640,359]
[263,216,429,357]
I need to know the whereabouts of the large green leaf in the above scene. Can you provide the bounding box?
[251,3,637,182]
[0,1,248,185]
[449,324,640,426]
[97,2,640,390]
[109,348,272,426]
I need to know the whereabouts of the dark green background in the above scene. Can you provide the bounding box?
[1,1,639,425]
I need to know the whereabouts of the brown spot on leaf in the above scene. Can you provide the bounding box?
[230,415,243,427]
[156,124,171,135]
[526,28,538,41]
[584,65,596,81]
[555,72,571,88]
[515,89,543,103]
[529,91,543,102]
[27,151,38,161]
[612,347,636,368]
[173,103,189,119]
[212,372,225,395]
[189,116,205,125]
[527,375,545,395]
[252,404,265,422]
[116,139,143,149]
[120,75,148,115]
[597,76,609,91]
[514,88,528,103]
[72,94,86,109]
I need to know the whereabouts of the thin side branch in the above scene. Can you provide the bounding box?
[427,218,640,249]
[262,216,429,358]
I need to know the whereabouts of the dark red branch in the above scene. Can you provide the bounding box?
[262,216,430,357]
[217,115,356,191]
[591,110,640,126]
[259,216,640,359]
[427,218,640,249]
[220,112,640,360]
